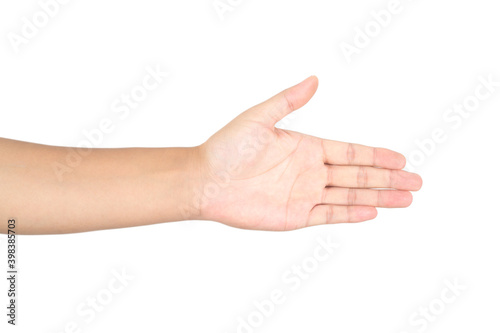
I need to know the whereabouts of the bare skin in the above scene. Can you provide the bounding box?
[0,76,421,234]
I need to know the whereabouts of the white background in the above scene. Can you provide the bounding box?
[1,0,499,332]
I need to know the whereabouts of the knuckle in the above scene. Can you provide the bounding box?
[325,206,334,223]
[347,143,355,164]
[348,188,357,205]
[357,166,368,187]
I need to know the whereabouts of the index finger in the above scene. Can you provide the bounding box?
[322,140,406,169]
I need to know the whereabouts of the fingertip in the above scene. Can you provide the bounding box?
[391,151,406,169]
[376,148,407,169]
[398,154,407,169]
[401,191,413,207]
[358,206,378,221]
[379,190,413,208]
[413,174,423,191]
[301,75,319,93]
[308,75,319,85]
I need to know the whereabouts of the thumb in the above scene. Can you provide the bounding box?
[251,76,319,127]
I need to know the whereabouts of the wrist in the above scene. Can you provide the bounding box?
[176,145,207,221]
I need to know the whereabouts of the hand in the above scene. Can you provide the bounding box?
[195,76,422,231]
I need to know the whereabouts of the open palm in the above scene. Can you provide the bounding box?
[197,76,422,231]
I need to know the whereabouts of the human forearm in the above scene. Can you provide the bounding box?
[0,138,202,234]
